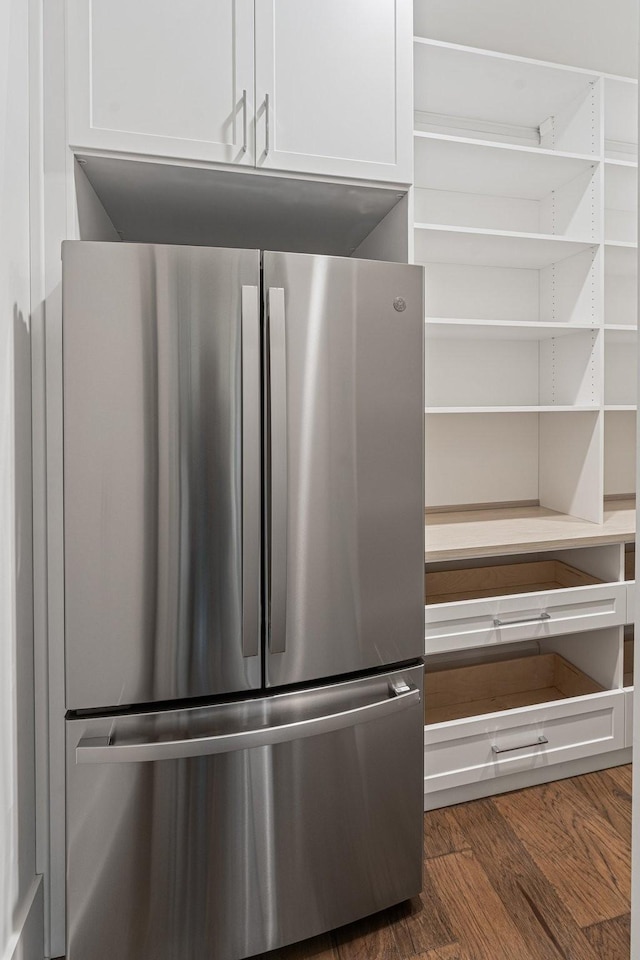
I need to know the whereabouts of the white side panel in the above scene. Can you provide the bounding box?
[0,0,40,956]
[539,247,600,325]
[538,411,603,522]
[539,82,601,157]
[604,410,636,496]
[605,338,638,405]
[539,329,600,406]
[539,628,622,690]
[538,166,600,240]
[424,413,539,506]
[557,543,626,582]
[73,161,119,241]
[605,77,638,158]
[605,163,638,243]
[352,194,410,263]
[605,245,638,325]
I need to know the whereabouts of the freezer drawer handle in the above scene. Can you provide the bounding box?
[491,735,548,755]
[493,612,551,628]
[75,685,420,765]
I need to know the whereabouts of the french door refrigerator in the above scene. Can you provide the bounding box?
[62,241,425,960]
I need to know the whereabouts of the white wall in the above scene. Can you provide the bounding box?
[0,0,42,958]
[415,0,639,77]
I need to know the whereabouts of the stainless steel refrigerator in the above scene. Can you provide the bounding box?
[62,241,425,960]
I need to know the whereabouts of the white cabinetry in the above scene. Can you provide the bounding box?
[415,25,638,808]
[67,0,255,165]
[66,0,412,183]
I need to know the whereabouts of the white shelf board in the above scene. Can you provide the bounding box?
[414,134,597,199]
[414,38,599,140]
[605,158,638,169]
[414,131,596,164]
[604,405,637,412]
[425,406,600,414]
[414,224,596,269]
[424,500,636,563]
[425,319,598,341]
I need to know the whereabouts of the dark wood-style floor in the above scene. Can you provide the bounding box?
[260,765,632,960]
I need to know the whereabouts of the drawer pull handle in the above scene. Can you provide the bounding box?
[492,735,548,755]
[493,612,551,628]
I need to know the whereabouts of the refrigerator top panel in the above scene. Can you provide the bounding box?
[63,241,261,711]
[263,252,425,688]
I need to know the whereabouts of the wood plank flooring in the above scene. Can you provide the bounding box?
[259,765,632,960]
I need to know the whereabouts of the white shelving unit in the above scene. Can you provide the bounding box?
[415,24,638,809]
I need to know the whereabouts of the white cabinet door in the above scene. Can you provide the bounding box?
[67,0,255,165]
[254,0,412,183]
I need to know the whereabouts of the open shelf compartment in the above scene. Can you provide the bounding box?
[605,162,637,243]
[423,247,600,327]
[414,135,600,239]
[604,77,638,161]
[425,327,600,409]
[414,40,600,155]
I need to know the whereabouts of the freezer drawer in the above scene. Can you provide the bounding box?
[66,665,424,960]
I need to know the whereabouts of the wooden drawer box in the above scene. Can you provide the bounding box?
[425,559,627,654]
[425,652,602,725]
[423,653,625,794]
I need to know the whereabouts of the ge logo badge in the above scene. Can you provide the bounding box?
[393,297,407,313]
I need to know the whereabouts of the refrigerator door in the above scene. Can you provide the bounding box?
[63,242,262,710]
[264,252,424,687]
[66,664,424,960]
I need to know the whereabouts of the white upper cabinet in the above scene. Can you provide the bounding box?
[253,0,412,182]
[67,0,412,184]
[67,0,255,165]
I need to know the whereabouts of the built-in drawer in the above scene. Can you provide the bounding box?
[423,649,625,794]
[425,559,627,655]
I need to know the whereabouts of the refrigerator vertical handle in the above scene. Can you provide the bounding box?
[241,286,260,658]
[268,287,287,654]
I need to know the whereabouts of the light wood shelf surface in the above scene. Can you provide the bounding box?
[425,499,636,562]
